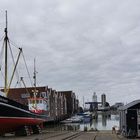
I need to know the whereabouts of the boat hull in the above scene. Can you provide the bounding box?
[0,117,44,133]
[0,95,47,134]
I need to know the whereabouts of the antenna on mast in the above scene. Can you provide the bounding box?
[33,58,38,94]
[6,10,8,30]
[33,58,36,87]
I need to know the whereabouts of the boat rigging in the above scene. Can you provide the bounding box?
[0,11,48,135]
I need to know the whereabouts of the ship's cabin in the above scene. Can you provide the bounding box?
[28,97,48,114]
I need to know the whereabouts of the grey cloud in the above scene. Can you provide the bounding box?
[0,0,140,105]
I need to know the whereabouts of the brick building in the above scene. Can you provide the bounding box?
[1,86,79,122]
[58,91,78,116]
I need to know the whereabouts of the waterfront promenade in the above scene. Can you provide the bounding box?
[0,130,139,140]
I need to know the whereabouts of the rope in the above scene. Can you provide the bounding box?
[0,36,33,88]
[0,40,4,71]
[20,77,30,94]
[10,39,33,87]
[0,39,5,82]
[8,39,21,87]
[0,35,4,42]
[8,38,20,49]
[21,52,33,87]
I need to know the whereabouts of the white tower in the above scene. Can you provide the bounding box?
[93,92,97,102]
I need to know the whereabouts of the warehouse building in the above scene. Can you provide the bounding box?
[1,86,79,122]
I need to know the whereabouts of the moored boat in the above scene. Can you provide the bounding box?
[0,93,47,134]
[77,112,92,123]
[0,12,47,135]
[61,115,83,124]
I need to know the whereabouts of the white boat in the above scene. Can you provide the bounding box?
[61,115,83,123]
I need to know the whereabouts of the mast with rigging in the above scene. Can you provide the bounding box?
[3,11,22,96]
[4,10,8,94]
[0,11,47,135]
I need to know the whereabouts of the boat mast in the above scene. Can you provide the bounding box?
[33,58,38,108]
[4,11,8,94]
[33,58,38,95]
[3,11,22,96]
[33,58,36,88]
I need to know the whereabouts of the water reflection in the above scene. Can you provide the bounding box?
[102,112,111,127]
[77,112,119,131]
[45,112,119,131]
[84,112,119,130]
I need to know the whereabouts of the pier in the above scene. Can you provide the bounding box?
[0,130,139,140]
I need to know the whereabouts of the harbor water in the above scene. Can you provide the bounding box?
[45,112,119,131]
[80,113,119,131]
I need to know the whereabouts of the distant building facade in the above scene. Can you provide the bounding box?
[58,91,77,116]
[1,86,79,122]
[101,94,106,107]
[92,92,97,102]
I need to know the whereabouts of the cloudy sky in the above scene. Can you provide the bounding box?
[0,0,140,105]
